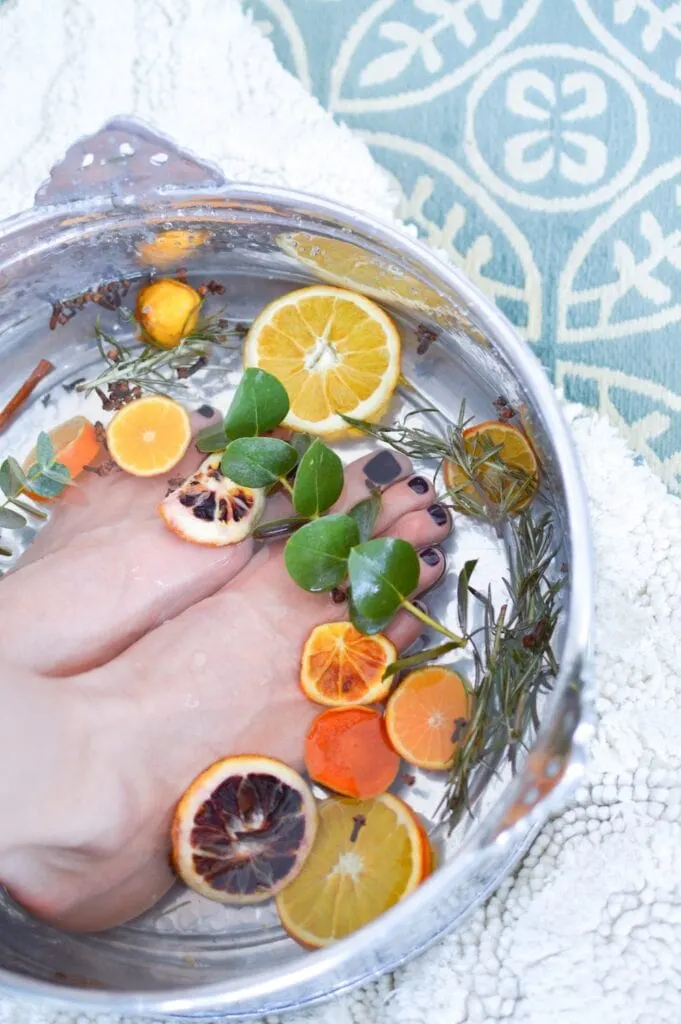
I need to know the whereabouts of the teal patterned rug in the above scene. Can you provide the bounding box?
[247,0,681,494]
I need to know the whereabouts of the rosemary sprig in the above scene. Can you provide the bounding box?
[442,511,564,830]
[344,403,536,527]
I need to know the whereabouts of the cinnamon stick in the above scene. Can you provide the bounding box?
[0,359,55,433]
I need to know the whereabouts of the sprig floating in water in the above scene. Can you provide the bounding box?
[0,436,71,558]
[441,512,564,829]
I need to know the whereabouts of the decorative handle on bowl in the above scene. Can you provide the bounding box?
[34,117,226,207]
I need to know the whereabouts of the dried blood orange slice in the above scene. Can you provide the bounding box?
[160,453,265,546]
[171,755,318,905]
[443,420,538,514]
[300,622,396,707]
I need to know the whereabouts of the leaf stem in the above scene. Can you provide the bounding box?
[279,477,294,497]
[402,599,465,646]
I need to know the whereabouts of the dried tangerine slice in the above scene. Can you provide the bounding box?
[22,415,100,501]
[106,395,191,477]
[384,666,471,771]
[305,706,400,799]
[276,792,430,948]
[172,754,318,905]
[135,278,202,348]
[443,420,538,514]
[160,453,265,546]
[243,285,401,436]
[300,622,396,707]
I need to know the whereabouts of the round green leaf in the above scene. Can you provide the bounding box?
[26,462,70,498]
[284,514,359,592]
[36,431,55,469]
[221,437,298,488]
[224,368,290,439]
[292,439,344,517]
[348,537,420,634]
[195,422,229,454]
[0,457,27,499]
[347,492,381,544]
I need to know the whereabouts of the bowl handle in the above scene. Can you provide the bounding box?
[34,116,227,207]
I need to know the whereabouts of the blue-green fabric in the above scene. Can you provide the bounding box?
[248,0,681,493]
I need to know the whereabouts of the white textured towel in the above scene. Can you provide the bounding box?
[0,2,680,1023]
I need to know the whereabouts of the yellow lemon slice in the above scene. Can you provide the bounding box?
[243,285,401,436]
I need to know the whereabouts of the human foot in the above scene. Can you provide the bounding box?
[2,451,452,932]
[0,412,261,676]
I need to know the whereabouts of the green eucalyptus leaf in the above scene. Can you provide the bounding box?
[224,368,289,439]
[383,640,461,680]
[347,491,381,544]
[195,422,229,454]
[292,439,344,517]
[0,457,27,499]
[36,431,55,469]
[221,437,298,488]
[26,462,70,498]
[290,433,313,461]
[284,513,359,592]
[457,558,478,632]
[348,537,420,634]
[0,507,27,530]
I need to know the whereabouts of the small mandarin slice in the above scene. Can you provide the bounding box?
[243,285,401,436]
[384,666,471,771]
[305,706,400,799]
[172,755,318,905]
[443,420,538,513]
[276,792,431,948]
[22,415,100,502]
[300,622,396,707]
[106,395,191,477]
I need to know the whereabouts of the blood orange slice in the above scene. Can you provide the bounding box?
[300,622,396,707]
[171,755,318,905]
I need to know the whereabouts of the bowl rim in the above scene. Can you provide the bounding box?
[0,181,595,1017]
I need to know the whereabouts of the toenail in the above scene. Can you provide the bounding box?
[363,450,404,487]
[197,404,215,418]
[408,476,429,495]
[330,586,347,604]
[428,503,449,526]
[420,547,442,567]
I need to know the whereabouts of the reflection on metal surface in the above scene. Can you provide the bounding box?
[137,229,210,267]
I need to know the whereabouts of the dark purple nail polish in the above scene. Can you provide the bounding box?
[408,476,429,495]
[420,547,441,567]
[428,503,449,526]
[197,404,215,418]
[363,450,403,487]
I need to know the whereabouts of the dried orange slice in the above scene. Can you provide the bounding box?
[106,395,191,477]
[160,453,265,546]
[305,706,400,799]
[300,622,396,707]
[243,285,401,436]
[276,792,430,948]
[135,278,202,348]
[23,415,100,500]
[384,666,471,771]
[172,754,318,905]
[443,420,538,513]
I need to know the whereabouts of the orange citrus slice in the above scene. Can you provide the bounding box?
[277,233,448,318]
[443,420,538,513]
[23,415,100,501]
[172,754,318,905]
[106,395,192,477]
[137,230,209,268]
[384,666,471,771]
[305,706,400,799]
[276,792,430,948]
[243,285,401,436]
[135,278,202,348]
[300,622,396,707]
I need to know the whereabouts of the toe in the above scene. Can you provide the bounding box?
[379,502,451,548]
[384,548,447,652]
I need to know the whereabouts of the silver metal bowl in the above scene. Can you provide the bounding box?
[0,119,595,1019]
